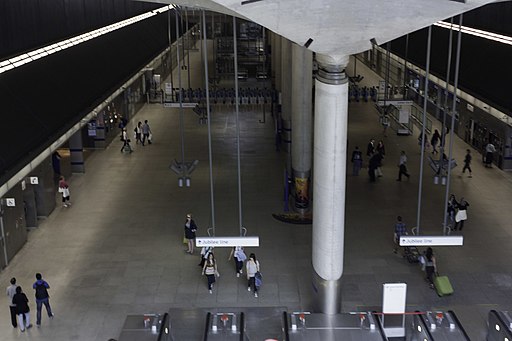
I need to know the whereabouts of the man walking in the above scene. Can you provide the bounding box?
[393,216,407,254]
[6,277,18,328]
[396,150,410,181]
[462,149,472,177]
[141,120,152,146]
[33,273,54,327]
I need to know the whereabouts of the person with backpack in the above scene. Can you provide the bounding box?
[32,273,53,327]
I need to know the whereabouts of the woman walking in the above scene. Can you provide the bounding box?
[135,121,142,144]
[12,286,32,332]
[202,253,219,294]
[246,253,260,297]
[184,214,197,254]
[228,246,246,277]
[424,247,437,289]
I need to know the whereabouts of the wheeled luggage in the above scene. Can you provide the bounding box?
[434,275,454,297]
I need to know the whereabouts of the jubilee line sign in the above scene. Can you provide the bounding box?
[196,236,260,247]
[400,236,463,247]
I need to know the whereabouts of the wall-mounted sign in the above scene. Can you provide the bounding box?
[5,198,15,207]
[29,177,39,185]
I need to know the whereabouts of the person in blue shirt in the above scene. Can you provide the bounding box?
[393,216,407,254]
[32,273,53,327]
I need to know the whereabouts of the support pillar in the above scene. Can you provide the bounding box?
[291,43,313,212]
[281,38,292,183]
[69,130,85,173]
[312,54,349,314]
[274,35,282,92]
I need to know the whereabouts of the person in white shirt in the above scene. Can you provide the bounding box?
[485,142,496,168]
[6,277,18,328]
[396,151,410,181]
[246,253,260,297]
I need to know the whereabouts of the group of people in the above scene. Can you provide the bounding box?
[121,119,152,153]
[6,274,54,332]
[351,139,411,183]
[183,214,262,297]
[447,195,470,230]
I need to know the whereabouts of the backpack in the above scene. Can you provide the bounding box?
[35,283,49,300]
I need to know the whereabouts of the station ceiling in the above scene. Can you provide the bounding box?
[144,0,498,60]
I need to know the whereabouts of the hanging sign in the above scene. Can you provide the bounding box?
[400,235,463,246]
[195,236,259,247]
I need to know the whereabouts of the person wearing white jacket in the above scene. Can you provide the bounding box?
[246,253,260,297]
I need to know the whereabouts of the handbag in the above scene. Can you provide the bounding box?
[183,234,188,244]
[62,188,70,197]
[255,272,262,287]
[455,209,467,223]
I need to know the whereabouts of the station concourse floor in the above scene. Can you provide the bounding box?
[1,50,512,341]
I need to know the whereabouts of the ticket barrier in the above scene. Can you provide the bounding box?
[118,313,171,341]
[486,310,512,341]
[202,312,245,341]
[285,312,386,340]
[408,311,470,341]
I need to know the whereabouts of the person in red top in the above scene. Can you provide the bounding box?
[58,176,71,207]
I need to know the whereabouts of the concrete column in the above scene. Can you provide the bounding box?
[270,31,276,79]
[312,54,349,314]
[281,38,292,162]
[274,35,282,91]
[69,130,85,173]
[291,43,313,212]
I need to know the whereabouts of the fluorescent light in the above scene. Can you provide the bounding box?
[435,21,512,46]
[0,5,169,75]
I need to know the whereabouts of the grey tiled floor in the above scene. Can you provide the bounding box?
[1,48,512,340]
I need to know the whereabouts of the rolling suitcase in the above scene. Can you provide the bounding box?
[434,275,454,297]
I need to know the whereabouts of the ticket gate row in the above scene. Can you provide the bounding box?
[117,309,471,341]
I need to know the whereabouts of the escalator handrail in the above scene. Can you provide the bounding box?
[447,310,471,340]
[157,313,169,341]
[203,312,212,341]
[415,310,434,341]
[239,312,245,341]
[282,311,290,341]
[371,311,389,341]
[488,310,512,338]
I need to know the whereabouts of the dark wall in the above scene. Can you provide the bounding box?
[0,0,161,59]
[0,11,174,184]
[459,2,512,37]
[390,25,512,115]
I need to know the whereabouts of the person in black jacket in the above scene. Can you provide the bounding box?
[12,286,32,332]
[351,147,363,176]
[184,214,198,254]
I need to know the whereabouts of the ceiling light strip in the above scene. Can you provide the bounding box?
[434,21,512,45]
[0,5,171,76]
